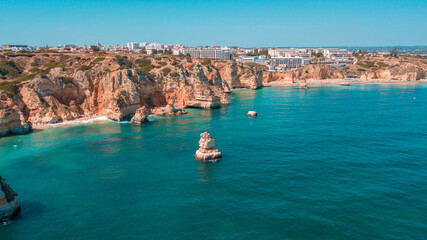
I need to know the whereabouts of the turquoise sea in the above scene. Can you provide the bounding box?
[0,84,426,240]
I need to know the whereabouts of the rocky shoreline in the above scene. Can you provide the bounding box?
[264,78,427,87]
[0,177,20,222]
[0,54,263,137]
[1,53,426,137]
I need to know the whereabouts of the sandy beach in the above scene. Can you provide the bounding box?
[263,78,427,87]
[31,115,112,130]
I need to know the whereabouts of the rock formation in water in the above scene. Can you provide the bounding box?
[299,79,308,89]
[130,106,149,125]
[195,132,222,162]
[0,177,20,222]
[0,91,32,137]
[151,104,187,116]
[247,111,257,117]
[0,54,264,137]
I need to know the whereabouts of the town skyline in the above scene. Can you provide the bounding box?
[1,0,426,47]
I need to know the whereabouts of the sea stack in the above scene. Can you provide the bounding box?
[247,111,257,118]
[299,79,308,89]
[131,106,149,125]
[195,132,222,162]
[0,177,20,222]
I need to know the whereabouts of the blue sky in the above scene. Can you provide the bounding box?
[1,0,426,47]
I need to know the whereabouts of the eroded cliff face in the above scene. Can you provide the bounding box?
[359,66,426,81]
[0,91,31,137]
[0,54,263,136]
[264,58,427,83]
[264,64,345,83]
[216,62,263,89]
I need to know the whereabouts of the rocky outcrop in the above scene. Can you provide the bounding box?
[217,62,263,89]
[17,63,230,123]
[264,64,344,83]
[0,177,20,222]
[195,132,222,162]
[0,55,264,137]
[151,104,187,116]
[299,79,307,89]
[247,111,257,117]
[130,106,149,125]
[0,91,32,137]
[360,66,426,81]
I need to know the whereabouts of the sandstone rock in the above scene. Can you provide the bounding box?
[264,64,344,83]
[195,132,222,162]
[187,96,221,109]
[131,106,149,125]
[0,177,20,222]
[247,111,257,118]
[217,62,263,89]
[151,104,187,116]
[0,55,264,137]
[299,80,308,89]
[0,91,32,137]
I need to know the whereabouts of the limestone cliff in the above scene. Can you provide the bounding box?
[264,64,344,83]
[0,54,263,137]
[0,177,20,221]
[359,65,425,81]
[264,57,426,83]
[0,91,31,137]
[216,62,263,89]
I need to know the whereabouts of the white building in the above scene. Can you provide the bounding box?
[268,48,310,58]
[127,42,140,51]
[271,57,310,67]
[2,45,36,52]
[181,47,231,60]
[146,43,164,50]
[323,49,352,60]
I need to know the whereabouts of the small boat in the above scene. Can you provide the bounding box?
[339,83,350,86]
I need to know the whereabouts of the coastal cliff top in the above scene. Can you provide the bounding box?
[0,52,262,83]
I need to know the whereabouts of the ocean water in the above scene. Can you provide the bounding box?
[0,83,426,240]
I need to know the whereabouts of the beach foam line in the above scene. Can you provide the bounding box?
[47,116,112,127]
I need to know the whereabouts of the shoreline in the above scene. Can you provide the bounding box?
[263,79,427,87]
[32,116,112,130]
[30,80,426,130]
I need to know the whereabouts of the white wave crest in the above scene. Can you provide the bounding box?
[47,116,112,127]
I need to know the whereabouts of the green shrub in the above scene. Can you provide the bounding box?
[357,61,375,68]
[30,61,40,67]
[29,67,41,73]
[91,57,105,65]
[115,55,133,69]
[245,62,268,70]
[377,62,389,68]
[170,72,180,78]
[0,60,22,77]
[0,73,35,92]
[78,65,92,71]
[136,58,154,74]
[58,77,74,85]
[162,67,171,76]
[44,60,66,72]
[16,73,36,82]
[0,81,14,92]
[119,90,130,102]
[201,58,211,65]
